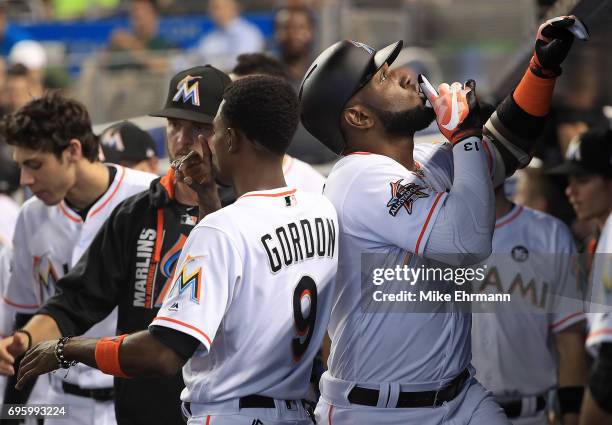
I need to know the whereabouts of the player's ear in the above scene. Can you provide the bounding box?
[342,104,374,131]
[65,139,83,162]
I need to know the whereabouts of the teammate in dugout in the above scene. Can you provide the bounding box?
[581,215,612,425]
[297,15,587,425]
[0,65,231,425]
[14,76,340,425]
[230,53,327,195]
[0,64,332,425]
[544,127,612,424]
[471,177,587,425]
[0,94,157,425]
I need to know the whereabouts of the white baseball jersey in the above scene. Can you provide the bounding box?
[322,141,477,384]
[471,205,584,397]
[586,213,612,357]
[283,155,326,194]
[0,245,14,337]
[151,187,338,402]
[0,194,19,246]
[2,164,154,388]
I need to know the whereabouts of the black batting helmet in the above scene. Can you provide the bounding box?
[298,40,403,154]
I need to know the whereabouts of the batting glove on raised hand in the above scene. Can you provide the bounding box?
[530,15,589,78]
[418,75,482,146]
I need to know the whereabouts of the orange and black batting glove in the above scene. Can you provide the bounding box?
[419,75,482,146]
[530,15,589,78]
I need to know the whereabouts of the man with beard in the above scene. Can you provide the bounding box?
[273,6,337,164]
[0,65,230,425]
[298,15,587,425]
[274,5,316,89]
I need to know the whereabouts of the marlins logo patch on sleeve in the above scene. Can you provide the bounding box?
[169,263,202,304]
[386,179,429,216]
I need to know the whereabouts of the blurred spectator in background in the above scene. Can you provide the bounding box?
[107,0,174,71]
[514,164,574,225]
[99,120,160,174]
[230,52,289,80]
[231,52,336,164]
[8,40,47,89]
[0,3,30,57]
[194,0,264,72]
[273,5,316,88]
[283,0,322,8]
[43,0,119,20]
[4,63,44,114]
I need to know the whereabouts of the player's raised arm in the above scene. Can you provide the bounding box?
[419,78,495,266]
[484,15,589,187]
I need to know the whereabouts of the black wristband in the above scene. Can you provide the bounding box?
[557,386,584,415]
[14,329,32,351]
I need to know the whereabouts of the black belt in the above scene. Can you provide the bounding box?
[183,395,304,413]
[62,382,114,402]
[498,396,546,418]
[347,369,470,408]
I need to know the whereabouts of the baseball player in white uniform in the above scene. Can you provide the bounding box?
[471,184,586,425]
[298,15,586,425]
[581,212,612,424]
[0,93,155,425]
[283,155,325,194]
[230,58,327,195]
[15,76,338,425]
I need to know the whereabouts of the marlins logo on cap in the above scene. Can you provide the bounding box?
[566,136,582,161]
[102,128,125,152]
[173,75,202,106]
[150,65,231,124]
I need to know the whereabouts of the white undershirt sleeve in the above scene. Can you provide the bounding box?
[424,136,495,266]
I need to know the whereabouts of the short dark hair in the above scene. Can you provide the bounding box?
[0,92,99,161]
[274,6,316,29]
[222,75,299,155]
[232,53,289,80]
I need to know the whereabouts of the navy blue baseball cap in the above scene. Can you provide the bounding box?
[547,127,612,177]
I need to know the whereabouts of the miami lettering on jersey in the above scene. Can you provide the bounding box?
[260,217,336,273]
[477,266,549,309]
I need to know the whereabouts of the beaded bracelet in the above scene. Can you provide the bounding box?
[54,336,78,369]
